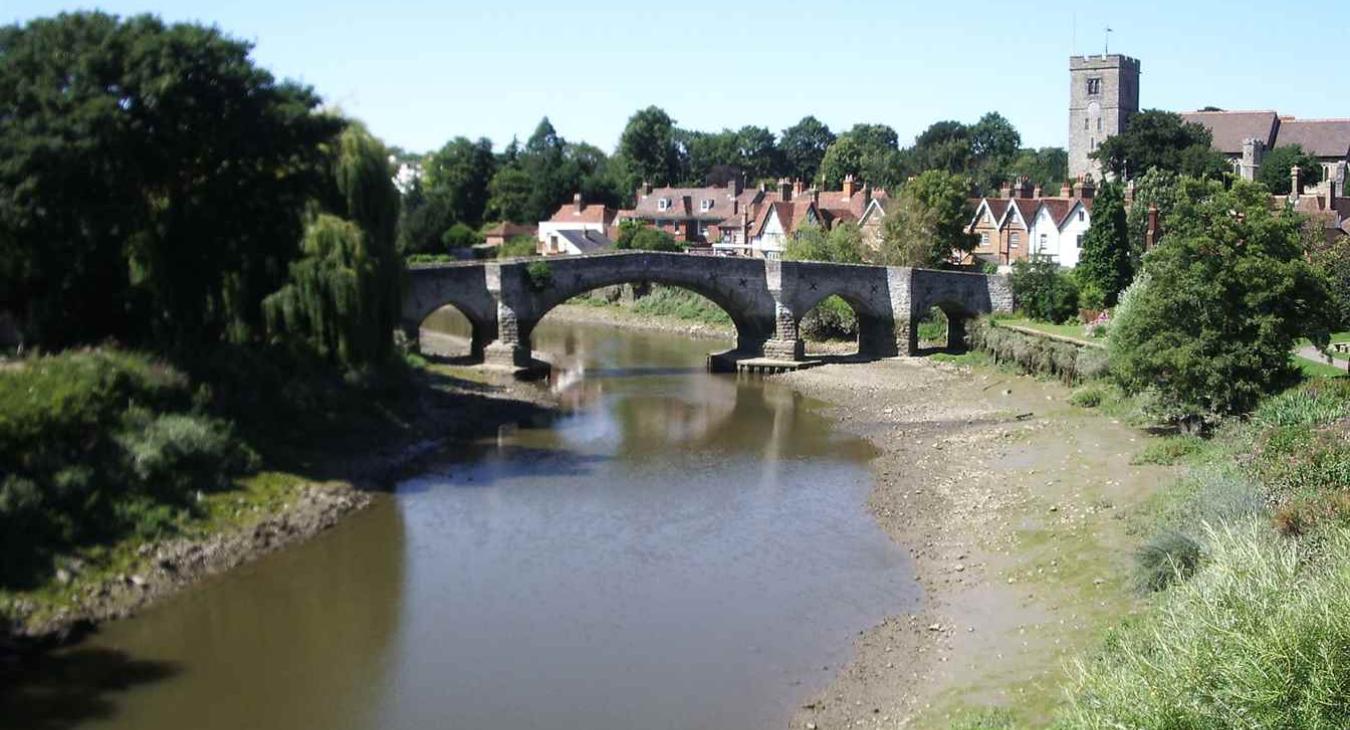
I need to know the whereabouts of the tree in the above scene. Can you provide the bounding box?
[1011,258,1080,323]
[614,221,680,252]
[780,116,835,184]
[618,106,680,188]
[1125,168,1181,264]
[520,117,572,222]
[263,124,403,368]
[875,171,977,267]
[0,12,342,349]
[969,112,1021,161]
[1258,145,1324,194]
[1092,110,1227,180]
[1075,182,1132,308]
[818,124,900,188]
[486,166,533,223]
[735,125,782,182]
[1308,235,1350,330]
[422,136,496,228]
[1005,147,1069,190]
[785,223,865,264]
[1108,178,1334,425]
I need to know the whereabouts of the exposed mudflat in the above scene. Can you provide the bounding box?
[779,358,1172,728]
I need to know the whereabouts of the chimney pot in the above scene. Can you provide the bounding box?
[1033,184,1043,199]
[1292,165,1302,196]
[573,192,583,212]
[842,174,856,198]
[1060,181,1072,198]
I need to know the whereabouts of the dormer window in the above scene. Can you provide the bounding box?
[700,199,713,212]
[658,198,670,211]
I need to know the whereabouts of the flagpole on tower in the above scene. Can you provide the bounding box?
[1105,26,1113,55]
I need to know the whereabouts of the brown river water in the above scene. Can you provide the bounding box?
[7,312,920,730]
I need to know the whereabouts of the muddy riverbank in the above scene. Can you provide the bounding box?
[778,360,1170,728]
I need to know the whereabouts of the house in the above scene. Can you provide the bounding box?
[538,194,619,255]
[482,222,538,248]
[751,200,824,259]
[965,177,1096,267]
[539,228,613,256]
[858,196,890,250]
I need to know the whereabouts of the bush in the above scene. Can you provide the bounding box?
[966,318,1106,384]
[1133,529,1202,592]
[1010,258,1079,323]
[0,350,254,586]
[1068,384,1107,408]
[799,295,858,341]
[498,235,536,259]
[525,260,552,292]
[1060,522,1350,729]
[442,222,481,250]
[631,285,731,326]
[1132,435,1204,465]
[1108,178,1334,426]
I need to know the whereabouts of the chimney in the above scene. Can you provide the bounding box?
[732,199,739,215]
[1291,165,1302,197]
[731,172,745,197]
[861,181,872,208]
[681,195,692,215]
[1032,184,1043,199]
[1060,181,1072,198]
[1145,204,1160,251]
[778,178,792,201]
[842,174,856,198]
[1327,178,1337,210]
[639,181,652,198]
[1080,175,1097,199]
[573,192,583,212]
[810,188,819,206]
[793,179,805,197]
[999,181,1012,199]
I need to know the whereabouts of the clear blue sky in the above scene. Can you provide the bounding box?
[10,0,1347,155]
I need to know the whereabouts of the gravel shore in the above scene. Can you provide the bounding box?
[779,358,1170,728]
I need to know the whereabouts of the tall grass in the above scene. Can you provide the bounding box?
[967,318,1108,384]
[630,285,732,326]
[1060,522,1350,729]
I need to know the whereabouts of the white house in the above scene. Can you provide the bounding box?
[537,194,619,255]
[1025,199,1092,267]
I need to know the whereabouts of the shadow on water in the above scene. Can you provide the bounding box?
[397,445,612,492]
[0,647,179,730]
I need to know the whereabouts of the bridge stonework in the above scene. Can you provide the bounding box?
[401,252,1012,368]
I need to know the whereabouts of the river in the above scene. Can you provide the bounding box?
[8,311,920,730]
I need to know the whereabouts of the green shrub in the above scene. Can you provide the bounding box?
[1068,384,1107,408]
[497,235,536,259]
[916,306,949,343]
[1133,529,1202,592]
[1060,522,1350,729]
[525,260,552,292]
[442,222,481,249]
[0,350,254,587]
[1010,257,1079,323]
[966,318,1106,384]
[1132,435,1204,465]
[1107,178,1334,427]
[631,285,732,326]
[799,295,858,341]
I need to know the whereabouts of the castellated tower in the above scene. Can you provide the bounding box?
[1068,54,1141,181]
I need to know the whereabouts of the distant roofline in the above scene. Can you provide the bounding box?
[1183,109,1279,115]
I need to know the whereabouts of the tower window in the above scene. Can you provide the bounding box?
[1084,117,1089,130]
[1087,77,1102,95]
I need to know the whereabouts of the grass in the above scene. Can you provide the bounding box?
[997,318,1095,343]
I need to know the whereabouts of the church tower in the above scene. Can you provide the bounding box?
[1068,54,1140,181]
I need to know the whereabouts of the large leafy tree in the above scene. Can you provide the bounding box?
[1092,110,1227,180]
[0,12,342,349]
[1257,144,1324,194]
[1109,178,1334,425]
[1075,182,1132,307]
[819,124,899,188]
[734,125,782,182]
[785,223,865,264]
[1005,147,1069,190]
[780,116,835,184]
[1125,167,1180,263]
[618,106,680,188]
[264,124,402,368]
[875,170,977,267]
[422,136,496,228]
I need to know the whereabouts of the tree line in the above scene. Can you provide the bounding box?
[399,107,1070,255]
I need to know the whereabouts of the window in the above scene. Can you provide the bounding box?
[1090,137,1096,150]
[1010,232,1020,248]
[657,198,670,211]
[700,199,713,212]
[1084,117,1089,131]
[980,232,990,247]
[1097,117,1103,132]
[1086,77,1101,95]
[1077,210,1085,222]
[1076,234,1084,248]
[1039,233,1048,248]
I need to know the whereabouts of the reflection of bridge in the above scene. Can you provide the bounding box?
[401,252,1012,370]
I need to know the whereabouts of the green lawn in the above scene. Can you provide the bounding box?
[1295,355,1349,379]
[997,317,1101,343]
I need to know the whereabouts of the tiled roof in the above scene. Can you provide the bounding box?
[1038,199,1075,227]
[634,186,735,221]
[483,222,537,239]
[1009,199,1040,227]
[548,203,616,224]
[1181,110,1280,155]
[1274,119,1350,159]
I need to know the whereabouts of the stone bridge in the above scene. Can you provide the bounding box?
[401,252,1012,369]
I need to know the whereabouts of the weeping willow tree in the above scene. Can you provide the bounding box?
[264,123,402,367]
